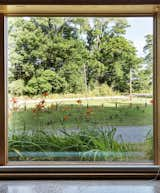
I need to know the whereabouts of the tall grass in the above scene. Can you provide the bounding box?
[8,126,151,161]
[8,98,153,161]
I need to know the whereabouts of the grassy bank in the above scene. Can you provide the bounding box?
[9,102,153,132]
[8,98,153,161]
[8,127,153,161]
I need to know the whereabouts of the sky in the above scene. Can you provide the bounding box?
[125,17,153,57]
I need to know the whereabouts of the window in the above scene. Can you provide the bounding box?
[0,4,160,179]
[7,16,153,163]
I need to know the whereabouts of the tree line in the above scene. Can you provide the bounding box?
[8,17,153,96]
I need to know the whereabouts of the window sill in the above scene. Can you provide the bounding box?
[0,164,159,179]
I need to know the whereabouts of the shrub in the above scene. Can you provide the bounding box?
[25,70,67,95]
[8,79,25,96]
[89,84,117,96]
[37,76,52,94]
[25,77,39,96]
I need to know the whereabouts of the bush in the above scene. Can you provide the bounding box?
[25,70,68,95]
[42,70,67,93]
[37,76,52,94]
[25,77,39,96]
[8,79,25,96]
[89,84,117,96]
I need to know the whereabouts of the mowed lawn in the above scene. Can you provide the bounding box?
[9,99,153,132]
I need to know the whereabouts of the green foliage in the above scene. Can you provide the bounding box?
[41,70,67,93]
[142,35,153,91]
[132,34,153,92]
[9,127,145,161]
[8,79,25,96]
[37,76,52,94]
[59,62,85,93]
[8,99,153,161]
[143,34,153,66]
[25,70,68,95]
[9,102,153,132]
[25,77,39,95]
[98,36,141,92]
[89,84,116,96]
[8,17,143,95]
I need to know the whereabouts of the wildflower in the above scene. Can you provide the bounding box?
[33,100,46,112]
[63,115,69,121]
[43,92,48,97]
[36,103,44,109]
[77,99,82,104]
[85,107,94,118]
[11,97,17,104]
[32,109,37,113]
[86,107,93,113]
[40,99,45,104]
[38,100,45,108]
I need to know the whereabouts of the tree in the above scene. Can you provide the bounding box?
[133,34,153,92]
[143,34,153,90]
[97,36,141,92]
[9,17,88,94]
[85,18,141,93]
[8,17,142,95]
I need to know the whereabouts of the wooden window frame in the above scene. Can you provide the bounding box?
[0,4,160,179]
[1,0,160,5]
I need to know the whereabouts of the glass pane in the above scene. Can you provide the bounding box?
[8,17,153,162]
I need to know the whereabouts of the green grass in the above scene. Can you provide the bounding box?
[8,99,153,162]
[9,102,153,133]
[8,127,153,161]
